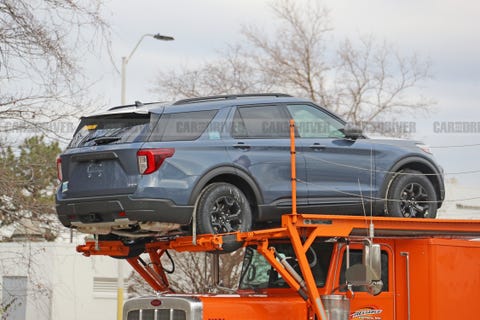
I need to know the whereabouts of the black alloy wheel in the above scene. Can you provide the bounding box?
[196,182,252,252]
[386,169,437,218]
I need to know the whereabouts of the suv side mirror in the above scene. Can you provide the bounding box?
[342,123,363,139]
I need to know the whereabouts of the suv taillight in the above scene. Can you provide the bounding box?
[137,148,175,174]
[56,157,63,181]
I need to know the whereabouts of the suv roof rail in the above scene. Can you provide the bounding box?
[172,93,292,105]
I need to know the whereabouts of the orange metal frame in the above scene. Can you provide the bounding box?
[76,214,480,318]
[75,121,480,320]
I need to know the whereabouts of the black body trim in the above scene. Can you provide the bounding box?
[56,195,194,227]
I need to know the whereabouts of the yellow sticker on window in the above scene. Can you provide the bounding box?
[85,124,98,130]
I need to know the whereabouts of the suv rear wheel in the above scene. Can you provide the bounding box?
[386,169,437,218]
[196,183,252,251]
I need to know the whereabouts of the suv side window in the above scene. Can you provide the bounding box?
[339,249,389,292]
[149,110,217,141]
[286,104,345,138]
[232,105,290,138]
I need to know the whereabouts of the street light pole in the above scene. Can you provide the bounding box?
[120,33,174,105]
[121,56,127,105]
[117,33,174,320]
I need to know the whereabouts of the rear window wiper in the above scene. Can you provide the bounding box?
[92,136,121,145]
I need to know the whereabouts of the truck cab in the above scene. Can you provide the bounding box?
[122,238,383,320]
[121,233,480,320]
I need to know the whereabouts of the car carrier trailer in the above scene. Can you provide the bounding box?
[77,213,480,320]
[74,120,480,319]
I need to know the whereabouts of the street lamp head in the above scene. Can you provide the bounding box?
[153,33,174,41]
[121,32,174,105]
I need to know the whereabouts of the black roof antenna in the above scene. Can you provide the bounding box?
[135,101,143,108]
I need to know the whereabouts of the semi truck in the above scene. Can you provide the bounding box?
[78,213,480,320]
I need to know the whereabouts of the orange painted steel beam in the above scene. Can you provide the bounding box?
[289,119,297,218]
[127,256,172,293]
[76,234,224,257]
[145,233,224,252]
[77,240,130,257]
[76,215,480,258]
[286,219,328,320]
[147,249,170,289]
[284,214,480,238]
[256,241,307,299]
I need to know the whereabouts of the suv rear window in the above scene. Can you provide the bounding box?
[149,110,218,142]
[68,113,150,148]
[68,110,218,148]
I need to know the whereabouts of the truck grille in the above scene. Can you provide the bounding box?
[127,309,186,320]
[123,296,202,320]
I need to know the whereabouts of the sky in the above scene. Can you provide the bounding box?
[86,0,480,188]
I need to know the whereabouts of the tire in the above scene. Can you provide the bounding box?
[386,169,437,218]
[196,183,252,252]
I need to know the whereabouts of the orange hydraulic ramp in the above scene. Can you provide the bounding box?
[77,234,225,292]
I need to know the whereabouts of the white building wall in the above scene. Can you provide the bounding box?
[0,243,53,319]
[0,242,127,320]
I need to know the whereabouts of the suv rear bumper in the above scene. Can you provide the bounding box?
[56,194,194,228]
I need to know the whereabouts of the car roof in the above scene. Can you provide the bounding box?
[159,94,312,114]
[88,94,314,117]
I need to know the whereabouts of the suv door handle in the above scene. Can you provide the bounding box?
[309,143,326,150]
[233,142,251,150]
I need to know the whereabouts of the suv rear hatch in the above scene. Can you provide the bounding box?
[59,111,159,198]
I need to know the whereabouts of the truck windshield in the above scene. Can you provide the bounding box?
[239,241,333,290]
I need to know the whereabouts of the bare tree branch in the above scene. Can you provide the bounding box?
[154,0,433,136]
[242,0,332,103]
[154,45,272,101]
[0,0,110,138]
[128,250,244,295]
[336,36,432,123]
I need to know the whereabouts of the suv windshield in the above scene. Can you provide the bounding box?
[239,241,333,290]
[68,113,151,148]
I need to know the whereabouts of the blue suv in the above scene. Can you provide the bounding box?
[56,94,444,241]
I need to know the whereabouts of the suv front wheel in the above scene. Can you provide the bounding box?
[196,183,252,250]
[386,169,438,218]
